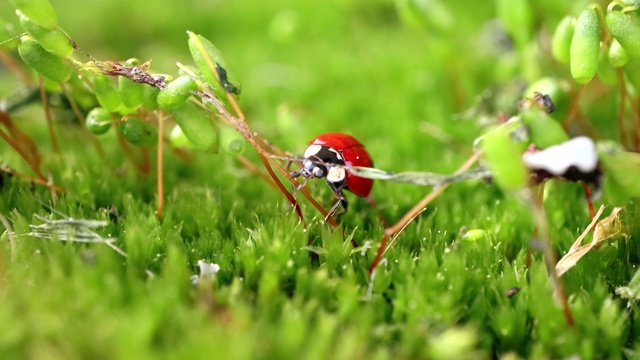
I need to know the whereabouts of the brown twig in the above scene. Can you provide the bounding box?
[615,68,630,149]
[527,189,574,326]
[156,111,165,220]
[563,84,586,131]
[208,92,342,228]
[369,150,483,273]
[0,164,64,193]
[38,75,60,153]
[0,126,47,181]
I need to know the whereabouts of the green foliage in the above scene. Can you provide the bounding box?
[597,141,640,205]
[606,9,640,61]
[157,75,197,111]
[496,0,533,50]
[520,108,569,149]
[187,31,241,97]
[118,75,145,109]
[480,123,529,189]
[17,10,72,58]
[118,117,157,147]
[1,0,640,359]
[552,16,575,64]
[609,39,629,67]
[17,35,71,82]
[168,101,218,152]
[570,8,600,84]
[85,107,112,135]
[219,125,246,156]
[93,74,123,112]
[10,0,57,29]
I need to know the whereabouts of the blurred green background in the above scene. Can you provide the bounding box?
[4,1,636,359]
[1,0,596,168]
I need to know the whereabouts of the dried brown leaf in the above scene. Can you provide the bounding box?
[556,206,623,277]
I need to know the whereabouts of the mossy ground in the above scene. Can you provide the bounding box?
[1,0,639,358]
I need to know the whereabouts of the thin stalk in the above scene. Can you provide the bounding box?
[563,84,586,131]
[369,150,483,273]
[0,126,46,181]
[210,93,340,228]
[38,75,59,153]
[615,68,630,148]
[0,164,64,192]
[156,111,164,220]
[526,189,575,326]
[60,83,109,164]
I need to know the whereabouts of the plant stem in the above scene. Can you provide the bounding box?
[526,189,575,326]
[39,75,59,154]
[369,150,483,273]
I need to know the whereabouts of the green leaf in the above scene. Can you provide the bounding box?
[168,101,218,152]
[187,31,241,96]
[481,124,529,190]
[520,108,568,149]
[18,10,73,58]
[570,8,600,84]
[606,10,640,61]
[597,141,640,205]
[552,16,575,64]
[118,117,157,147]
[11,0,57,29]
[219,124,246,156]
[17,35,71,82]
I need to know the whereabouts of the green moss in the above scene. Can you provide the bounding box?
[1,0,640,358]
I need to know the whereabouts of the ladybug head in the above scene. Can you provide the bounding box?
[295,144,346,185]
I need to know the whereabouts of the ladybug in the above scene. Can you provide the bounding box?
[290,133,373,222]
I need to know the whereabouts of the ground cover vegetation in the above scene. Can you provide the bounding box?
[1,0,640,358]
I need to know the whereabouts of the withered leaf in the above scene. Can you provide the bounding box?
[556,206,623,277]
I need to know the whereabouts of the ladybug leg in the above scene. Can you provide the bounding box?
[289,169,310,194]
[288,170,301,201]
[323,192,347,224]
[289,168,302,178]
[323,180,348,224]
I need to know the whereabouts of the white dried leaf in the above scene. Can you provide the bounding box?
[523,136,597,175]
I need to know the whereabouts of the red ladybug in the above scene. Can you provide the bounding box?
[290,133,373,222]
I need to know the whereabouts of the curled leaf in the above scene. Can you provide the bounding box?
[556,206,623,277]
